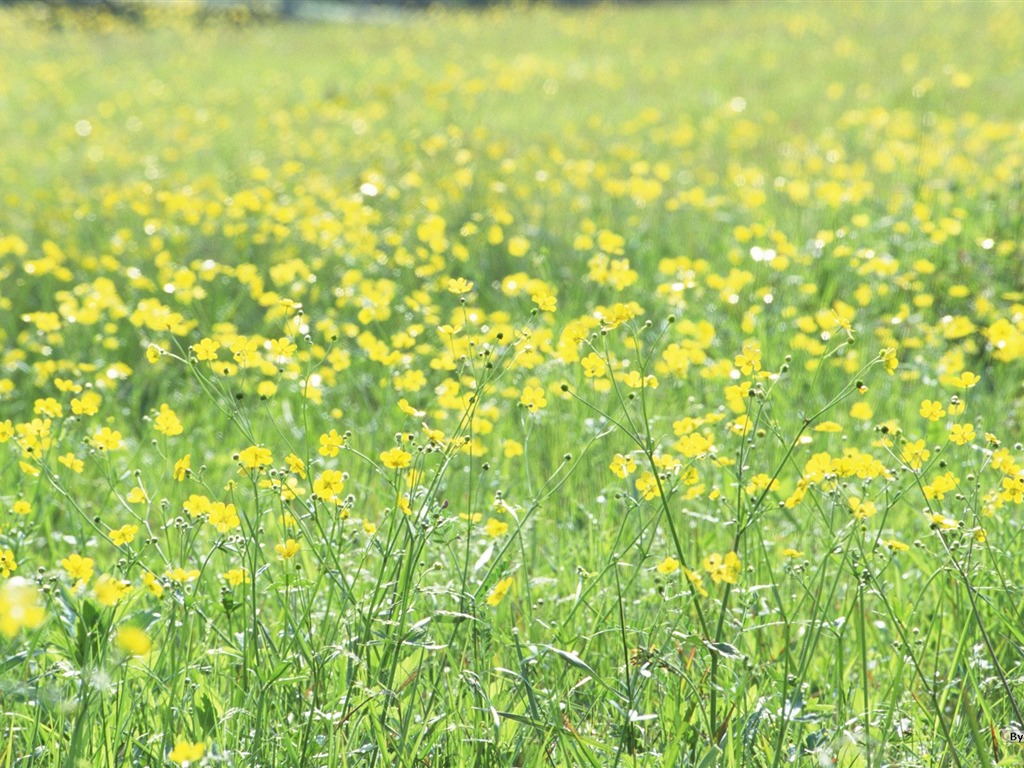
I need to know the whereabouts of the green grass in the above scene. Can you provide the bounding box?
[2,2,1024,766]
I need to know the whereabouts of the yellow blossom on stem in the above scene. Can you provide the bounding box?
[238,445,272,471]
[379,448,412,470]
[918,399,945,421]
[656,557,679,575]
[115,626,152,656]
[173,454,191,481]
[0,578,45,637]
[221,568,251,586]
[609,453,637,478]
[484,518,509,537]
[61,553,94,586]
[0,549,18,578]
[142,572,164,598]
[276,539,301,559]
[446,277,473,295]
[92,427,122,451]
[168,739,206,766]
[318,429,343,457]
[94,574,132,606]
[486,576,514,607]
[702,551,741,584]
[110,524,139,545]
[949,423,975,445]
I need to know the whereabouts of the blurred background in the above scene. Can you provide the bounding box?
[1,0,638,21]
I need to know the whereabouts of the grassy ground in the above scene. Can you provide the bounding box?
[2,2,1024,766]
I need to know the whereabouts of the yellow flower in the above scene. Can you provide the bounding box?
[143,572,164,598]
[207,502,240,533]
[71,391,102,416]
[884,539,910,552]
[110,524,139,546]
[446,277,473,294]
[11,500,31,515]
[126,487,148,504]
[284,453,307,477]
[702,551,741,584]
[34,397,62,418]
[848,497,877,520]
[238,445,272,471]
[813,421,843,433]
[221,568,251,586]
[193,338,220,361]
[168,739,206,766]
[91,427,123,451]
[115,626,152,656]
[949,423,975,445]
[919,399,945,421]
[745,473,777,494]
[503,439,524,458]
[0,549,18,578]
[580,352,607,378]
[276,539,301,560]
[683,568,708,598]
[951,371,980,388]
[319,429,344,457]
[531,291,557,312]
[901,439,931,470]
[929,513,958,530]
[153,404,183,437]
[398,398,426,418]
[609,453,637,478]
[61,553,94,585]
[0,578,45,637]
[656,556,679,575]
[519,385,547,411]
[94,574,132,606]
[880,347,899,375]
[58,453,84,473]
[849,401,873,420]
[483,518,509,537]
[635,471,659,500]
[183,494,211,518]
[313,469,345,499]
[734,341,762,375]
[173,454,191,481]
[486,576,514,607]
[379,448,412,470]
[166,567,200,583]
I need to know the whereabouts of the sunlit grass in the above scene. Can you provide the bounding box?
[2,2,1024,766]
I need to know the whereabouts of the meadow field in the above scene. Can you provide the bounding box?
[2,1,1024,765]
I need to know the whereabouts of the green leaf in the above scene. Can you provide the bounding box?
[74,600,102,667]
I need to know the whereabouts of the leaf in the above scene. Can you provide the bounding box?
[74,600,102,667]
[473,543,494,574]
[696,745,723,768]
[544,645,597,676]
[541,645,627,702]
[196,692,218,736]
[705,640,744,659]
[0,650,33,676]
